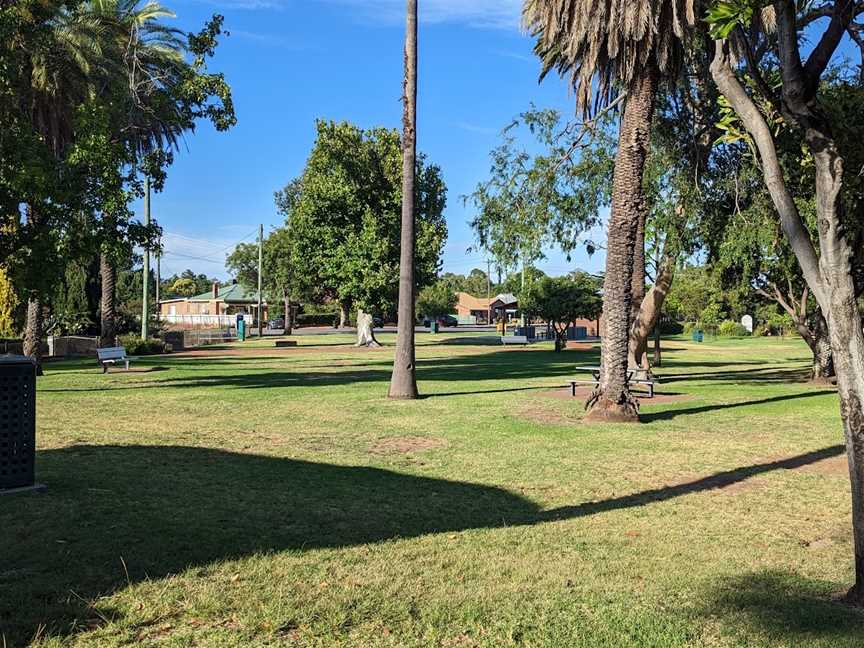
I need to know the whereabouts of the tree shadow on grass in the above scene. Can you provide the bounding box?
[657,366,812,385]
[702,571,864,645]
[39,349,592,394]
[539,445,844,521]
[2,445,542,644]
[640,390,836,422]
[0,443,849,644]
[639,389,837,423]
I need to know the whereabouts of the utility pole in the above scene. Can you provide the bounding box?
[141,176,150,340]
[155,238,161,316]
[520,256,526,327]
[257,223,263,338]
[486,259,492,325]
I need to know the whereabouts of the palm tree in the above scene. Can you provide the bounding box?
[388,0,419,399]
[86,0,185,345]
[22,5,111,371]
[523,0,696,422]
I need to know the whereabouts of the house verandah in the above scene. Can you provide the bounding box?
[158,282,268,328]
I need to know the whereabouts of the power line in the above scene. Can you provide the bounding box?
[159,229,261,265]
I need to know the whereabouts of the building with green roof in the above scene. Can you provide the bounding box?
[158,281,268,327]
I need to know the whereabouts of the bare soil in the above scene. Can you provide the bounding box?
[368,436,448,455]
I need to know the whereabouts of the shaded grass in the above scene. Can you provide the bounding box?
[2,334,863,646]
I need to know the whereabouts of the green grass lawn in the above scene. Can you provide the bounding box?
[4,333,864,646]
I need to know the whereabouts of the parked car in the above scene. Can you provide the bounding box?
[424,315,458,328]
[268,318,285,330]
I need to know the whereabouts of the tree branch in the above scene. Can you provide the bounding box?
[803,0,860,85]
[710,40,827,307]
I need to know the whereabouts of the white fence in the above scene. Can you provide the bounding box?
[159,314,247,328]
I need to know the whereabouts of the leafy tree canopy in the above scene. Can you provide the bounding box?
[275,120,448,315]
[416,281,457,319]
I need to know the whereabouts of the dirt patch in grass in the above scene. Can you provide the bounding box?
[791,453,848,477]
[369,436,448,455]
[518,404,581,426]
[565,342,598,351]
[541,386,692,405]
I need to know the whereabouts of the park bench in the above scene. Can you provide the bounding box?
[97,346,132,373]
[570,366,654,398]
[501,335,529,346]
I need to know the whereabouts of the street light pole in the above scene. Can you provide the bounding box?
[257,223,263,338]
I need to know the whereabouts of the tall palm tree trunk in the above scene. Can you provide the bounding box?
[389,0,419,399]
[100,252,116,347]
[585,64,657,423]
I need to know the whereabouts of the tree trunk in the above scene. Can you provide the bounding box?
[284,296,294,335]
[825,291,864,605]
[554,326,566,353]
[630,210,647,342]
[356,310,381,348]
[23,296,43,375]
[797,314,834,383]
[338,302,349,329]
[585,63,657,423]
[809,315,834,382]
[712,27,864,603]
[388,0,419,399]
[99,252,116,347]
[629,247,676,377]
[23,204,43,375]
[653,324,662,367]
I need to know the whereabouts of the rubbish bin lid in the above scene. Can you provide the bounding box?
[0,355,36,365]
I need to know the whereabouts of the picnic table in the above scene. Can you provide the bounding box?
[570,366,655,398]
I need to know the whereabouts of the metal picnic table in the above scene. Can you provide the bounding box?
[570,366,654,398]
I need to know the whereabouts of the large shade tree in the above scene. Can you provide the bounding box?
[708,0,864,604]
[282,120,447,335]
[522,274,602,352]
[524,0,698,422]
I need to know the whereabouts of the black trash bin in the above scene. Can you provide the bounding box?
[0,356,37,491]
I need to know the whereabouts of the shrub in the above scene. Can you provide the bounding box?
[658,318,684,335]
[296,313,338,328]
[300,304,338,316]
[682,321,699,336]
[118,334,167,355]
[718,320,748,337]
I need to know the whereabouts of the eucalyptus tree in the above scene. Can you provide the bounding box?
[708,0,864,604]
[524,0,698,422]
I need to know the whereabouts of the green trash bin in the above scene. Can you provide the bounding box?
[237,316,246,342]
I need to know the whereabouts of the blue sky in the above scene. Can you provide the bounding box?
[150,0,606,281]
